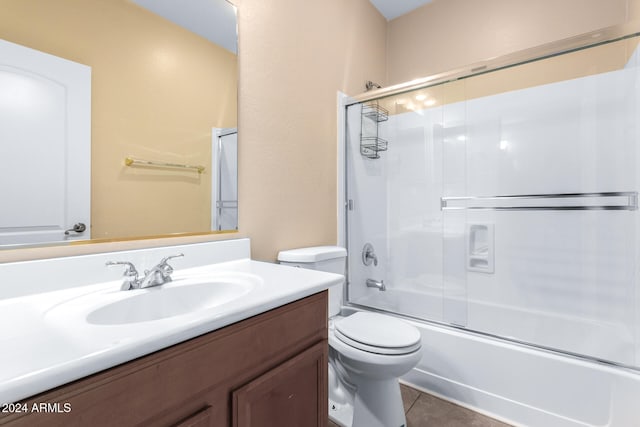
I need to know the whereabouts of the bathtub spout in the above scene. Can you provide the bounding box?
[366,278,386,291]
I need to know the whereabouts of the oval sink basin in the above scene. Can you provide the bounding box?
[87,281,250,325]
[44,273,260,326]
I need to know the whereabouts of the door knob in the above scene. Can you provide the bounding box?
[64,222,86,235]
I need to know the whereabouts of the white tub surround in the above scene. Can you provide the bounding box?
[0,238,342,405]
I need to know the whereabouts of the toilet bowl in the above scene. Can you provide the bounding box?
[329,312,422,427]
[278,246,422,427]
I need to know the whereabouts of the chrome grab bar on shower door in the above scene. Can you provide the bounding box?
[440,191,638,211]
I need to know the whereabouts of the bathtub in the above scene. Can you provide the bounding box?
[344,297,640,427]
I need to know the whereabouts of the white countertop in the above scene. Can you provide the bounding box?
[0,257,342,405]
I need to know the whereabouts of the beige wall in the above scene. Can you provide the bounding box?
[234,0,387,261]
[387,0,635,85]
[0,0,237,240]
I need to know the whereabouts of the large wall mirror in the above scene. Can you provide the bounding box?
[0,0,238,249]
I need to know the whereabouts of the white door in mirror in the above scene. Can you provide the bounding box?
[211,127,238,231]
[0,39,91,246]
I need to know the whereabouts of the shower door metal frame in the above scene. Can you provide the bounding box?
[344,20,640,107]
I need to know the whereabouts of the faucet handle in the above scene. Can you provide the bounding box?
[158,253,184,267]
[106,261,140,290]
[106,260,139,276]
[157,253,184,273]
[145,253,184,277]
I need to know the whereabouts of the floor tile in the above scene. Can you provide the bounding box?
[400,383,421,413]
[328,385,510,427]
[406,393,512,427]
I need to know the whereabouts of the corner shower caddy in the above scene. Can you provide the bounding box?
[360,102,388,159]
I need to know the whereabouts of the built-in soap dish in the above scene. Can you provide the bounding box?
[467,223,494,273]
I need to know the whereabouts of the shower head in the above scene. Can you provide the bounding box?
[365,80,382,91]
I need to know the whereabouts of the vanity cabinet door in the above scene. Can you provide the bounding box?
[232,341,327,427]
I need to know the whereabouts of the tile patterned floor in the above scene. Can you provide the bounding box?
[328,384,511,427]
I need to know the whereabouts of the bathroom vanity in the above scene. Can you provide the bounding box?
[0,239,339,427]
[0,292,327,427]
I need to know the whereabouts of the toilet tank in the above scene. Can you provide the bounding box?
[277,246,346,317]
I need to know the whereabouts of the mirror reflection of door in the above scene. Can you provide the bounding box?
[212,128,238,231]
[0,39,91,247]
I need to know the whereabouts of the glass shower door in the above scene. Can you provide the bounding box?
[345,90,450,324]
[440,36,640,365]
[346,33,640,368]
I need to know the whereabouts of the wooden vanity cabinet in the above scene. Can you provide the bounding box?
[0,291,328,427]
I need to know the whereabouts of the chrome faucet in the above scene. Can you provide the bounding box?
[106,253,184,290]
[139,254,184,288]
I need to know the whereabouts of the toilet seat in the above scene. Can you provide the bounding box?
[334,312,421,355]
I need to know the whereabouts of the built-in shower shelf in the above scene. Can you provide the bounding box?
[360,102,389,159]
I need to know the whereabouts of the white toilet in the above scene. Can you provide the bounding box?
[278,246,422,427]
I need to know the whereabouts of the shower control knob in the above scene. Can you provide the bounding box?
[362,243,378,266]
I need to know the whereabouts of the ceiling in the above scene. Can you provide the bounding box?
[131,0,237,53]
[130,0,430,55]
[369,0,433,21]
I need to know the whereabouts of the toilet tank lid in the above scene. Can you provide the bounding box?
[277,246,347,263]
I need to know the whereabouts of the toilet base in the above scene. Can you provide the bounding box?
[329,398,353,427]
[352,377,406,427]
[328,377,407,427]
